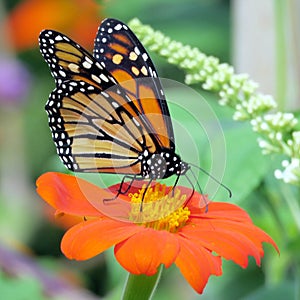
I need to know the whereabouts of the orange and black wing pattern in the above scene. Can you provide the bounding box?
[45,79,151,174]
[94,18,175,150]
[39,29,117,90]
[39,19,175,175]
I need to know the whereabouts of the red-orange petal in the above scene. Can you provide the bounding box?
[175,236,222,294]
[181,226,260,267]
[36,172,112,217]
[181,203,279,267]
[114,228,180,275]
[189,201,253,223]
[61,219,143,260]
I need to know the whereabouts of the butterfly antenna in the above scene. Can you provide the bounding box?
[188,162,232,198]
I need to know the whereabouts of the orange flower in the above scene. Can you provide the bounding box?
[36,172,278,294]
[4,0,102,51]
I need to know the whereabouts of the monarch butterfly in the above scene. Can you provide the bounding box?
[39,18,230,204]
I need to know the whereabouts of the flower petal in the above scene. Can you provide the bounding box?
[181,226,260,267]
[36,172,107,217]
[61,219,143,260]
[208,220,279,263]
[175,236,222,294]
[115,228,180,275]
[189,201,253,223]
[182,203,279,267]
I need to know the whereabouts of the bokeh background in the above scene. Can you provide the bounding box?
[1,0,299,299]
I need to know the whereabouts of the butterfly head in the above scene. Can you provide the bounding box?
[140,150,189,180]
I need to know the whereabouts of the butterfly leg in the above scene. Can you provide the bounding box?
[184,174,196,200]
[117,175,137,195]
[117,177,154,212]
[139,178,153,212]
[104,175,137,204]
[113,177,154,212]
[169,173,181,197]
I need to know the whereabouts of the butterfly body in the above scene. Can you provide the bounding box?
[39,18,189,183]
[139,149,188,179]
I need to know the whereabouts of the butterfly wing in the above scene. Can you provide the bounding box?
[39,22,176,174]
[94,18,175,151]
[39,29,167,173]
[46,79,149,173]
[39,29,117,89]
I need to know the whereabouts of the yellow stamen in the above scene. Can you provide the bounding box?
[128,183,191,232]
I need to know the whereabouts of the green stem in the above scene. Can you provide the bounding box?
[274,0,287,110]
[122,265,163,300]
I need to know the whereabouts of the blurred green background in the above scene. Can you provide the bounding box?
[0,0,299,299]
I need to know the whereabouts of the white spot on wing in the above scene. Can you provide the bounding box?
[100,73,109,82]
[59,70,66,77]
[141,66,148,76]
[114,24,122,30]
[148,67,154,77]
[68,63,80,73]
[83,61,92,69]
[95,62,103,70]
[85,56,93,64]
[134,47,141,55]
[92,74,101,83]
[101,92,109,98]
[142,53,148,61]
[55,35,63,41]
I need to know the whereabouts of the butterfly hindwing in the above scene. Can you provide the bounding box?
[94,18,175,150]
[47,79,152,174]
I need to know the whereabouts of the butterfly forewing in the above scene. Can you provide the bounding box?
[39,29,117,89]
[94,18,175,150]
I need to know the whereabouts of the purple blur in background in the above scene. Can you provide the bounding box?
[0,57,31,106]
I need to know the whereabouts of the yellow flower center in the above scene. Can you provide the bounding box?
[128,183,191,233]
